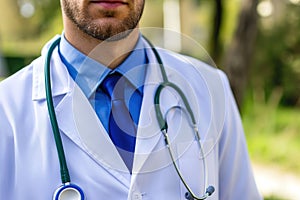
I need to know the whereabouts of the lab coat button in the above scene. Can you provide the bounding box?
[132,192,143,200]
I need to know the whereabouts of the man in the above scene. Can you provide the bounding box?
[0,0,261,199]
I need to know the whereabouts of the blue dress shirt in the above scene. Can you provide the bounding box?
[58,34,148,131]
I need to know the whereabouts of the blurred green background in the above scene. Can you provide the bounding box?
[0,0,299,199]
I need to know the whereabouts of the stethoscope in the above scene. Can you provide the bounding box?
[45,36,215,200]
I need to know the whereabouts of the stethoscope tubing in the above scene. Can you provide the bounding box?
[146,36,214,199]
[45,35,214,200]
[45,37,71,184]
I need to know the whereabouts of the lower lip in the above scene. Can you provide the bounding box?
[91,2,125,9]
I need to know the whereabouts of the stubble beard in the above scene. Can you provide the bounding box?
[62,0,144,41]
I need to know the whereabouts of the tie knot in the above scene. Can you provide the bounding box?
[101,73,125,100]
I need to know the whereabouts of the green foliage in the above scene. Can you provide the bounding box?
[20,0,61,38]
[252,3,300,106]
[264,196,285,200]
[242,88,300,175]
[1,0,62,57]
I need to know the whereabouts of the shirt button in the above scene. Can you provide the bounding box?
[132,192,143,200]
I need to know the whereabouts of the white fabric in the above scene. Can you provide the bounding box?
[0,36,262,200]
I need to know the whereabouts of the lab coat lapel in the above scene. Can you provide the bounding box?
[71,84,129,172]
[32,37,131,186]
[54,84,132,185]
[32,37,84,148]
[53,70,131,170]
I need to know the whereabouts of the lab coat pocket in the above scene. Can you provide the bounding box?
[176,138,218,199]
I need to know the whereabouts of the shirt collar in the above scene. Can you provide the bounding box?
[59,33,147,98]
[114,35,147,94]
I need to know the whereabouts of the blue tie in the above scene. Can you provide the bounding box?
[101,73,138,171]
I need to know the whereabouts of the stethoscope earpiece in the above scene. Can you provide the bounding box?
[53,183,85,200]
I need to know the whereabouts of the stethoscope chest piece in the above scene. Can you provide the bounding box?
[53,183,85,200]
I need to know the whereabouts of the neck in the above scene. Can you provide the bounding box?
[63,18,140,69]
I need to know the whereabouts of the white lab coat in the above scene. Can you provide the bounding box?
[0,36,261,200]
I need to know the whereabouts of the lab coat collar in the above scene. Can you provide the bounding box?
[32,35,71,101]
